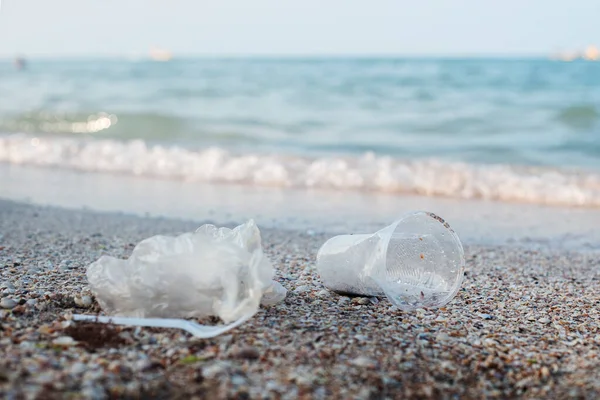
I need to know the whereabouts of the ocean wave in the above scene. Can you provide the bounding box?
[2,133,600,208]
[0,111,191,138]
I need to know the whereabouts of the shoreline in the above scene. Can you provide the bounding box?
[5,163,600,252]
[1,199,600,398]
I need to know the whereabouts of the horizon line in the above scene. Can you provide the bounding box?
[0,52,555,61]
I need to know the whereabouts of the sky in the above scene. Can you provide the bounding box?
[0,0,599,57]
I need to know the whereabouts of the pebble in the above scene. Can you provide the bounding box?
[74,295,93,307]
[59,260,75,270]
[350,356,377,368]
[19,341,35,349]
[134,359,153,372]
[203,363,229,378]
[231,346,261,360]
[0,298,18,309]
[0,281,15,289]
[541,366,550,379]
[33,372,56,385]
[70,362,87,375]
[294,285,310,294]
[81,385,106,400]
[83,370,105,382]
[231,375,247,386]
[52,336,78,346]
[1,199,599,399]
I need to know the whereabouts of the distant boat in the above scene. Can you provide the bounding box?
[551,45,600,62]
[14,56,26,70]
[149,47,172,62]
[583,45,600,61]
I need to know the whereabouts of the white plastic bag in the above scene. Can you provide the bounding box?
[84,219,286,336]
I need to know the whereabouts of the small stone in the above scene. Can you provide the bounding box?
[338,297,350,305]
[11,305,26,314]
[440,361,457,372]
[232,346,260,360]
[0,298,18,309]
[480,313,493,320]
[52,336,77,346]
[294,285,309,294]
[165,348,177,358]
[33,372,57,385]
[288,371,313,386]
[70,362,87,375]
[541,366,550,379]
[354,297,370,305]
[316,290,330,298]
[125,382,141,394]
[59,260,75,270]
[83,369,106,382]
[118,331,134,343]
[350,356,377,368]
[81,386,105,399]
[134,359,153,371]
[108,361,129,374]
[19,341,35,349]
[38,325,54,335]
[539,317,551,324]
[231,375,247,386]
[74,295,93,307]
[203,362,229,378]
[265,380,282,393]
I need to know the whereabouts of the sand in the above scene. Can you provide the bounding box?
[1,198,600,399]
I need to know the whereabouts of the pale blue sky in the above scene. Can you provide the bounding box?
[0,0,598,57]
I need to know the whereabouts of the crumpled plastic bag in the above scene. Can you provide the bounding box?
[86,219,287,331]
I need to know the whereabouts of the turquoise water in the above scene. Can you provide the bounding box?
[2,58,600,166]
[2,58,600,208]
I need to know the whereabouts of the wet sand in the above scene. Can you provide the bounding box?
[1,199,600,399]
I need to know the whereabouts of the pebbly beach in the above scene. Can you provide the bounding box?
[1,198,600,399]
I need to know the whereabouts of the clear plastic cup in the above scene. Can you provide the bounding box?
[316,211,465,311]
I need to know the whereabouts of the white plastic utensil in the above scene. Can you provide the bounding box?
[72,313,252,338]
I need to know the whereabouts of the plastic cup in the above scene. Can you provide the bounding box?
[316,211,465,311]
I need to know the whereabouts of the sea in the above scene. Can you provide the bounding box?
[2,57,600,249]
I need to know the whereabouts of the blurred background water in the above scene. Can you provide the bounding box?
[1,58,600,167]
[3,57,600,248]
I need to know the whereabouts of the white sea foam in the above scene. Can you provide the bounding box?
[2,133,600,208]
